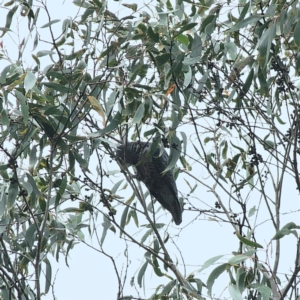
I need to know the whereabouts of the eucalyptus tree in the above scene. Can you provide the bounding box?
[1,0,300,299]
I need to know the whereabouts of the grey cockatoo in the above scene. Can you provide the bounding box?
[116,142,182,225]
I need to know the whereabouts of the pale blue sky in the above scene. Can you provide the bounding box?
[0,1,299,299]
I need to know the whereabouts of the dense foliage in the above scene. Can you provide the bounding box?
[1,0,300,299]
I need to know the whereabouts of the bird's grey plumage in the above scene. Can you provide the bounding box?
[116,142,182,225]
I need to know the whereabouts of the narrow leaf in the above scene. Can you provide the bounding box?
[235,232,263,248]
[248,206,256,217]
[41,19,60,28]
[120,205,129,236]
[7,181,18,210]
[207,263,228,295]
[24,71,36,93]
[55,175,67,206]
[228,254,251,265]
[89,112,122,136]
[160,279,176,296]
[148,26,159,42]
[0,216,10,234]
[164,135,181,173]
[258,24,276,69]
[196,255,224,273]
[131,103,145,124]
[272,222,300,240]
[43,82,73,94]
[174,22,198,37]
[294,20,300,48]
[3,5,18,34]
[122,3,137,12]
[100,215,111,246]
[229,15,263,32]
[256,286,271,300]
[44,258,52,294]
[137,261,148,287]
[228,284,243,300]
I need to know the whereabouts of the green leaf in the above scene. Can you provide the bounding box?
[228,284,243,300]
[129,209,139,227]
[36,50,56,57]
[258,24,276,69]
[122,3,137,12]
[2,5,18,36]
[22,181,33,196]
[236,267,246,292]
[26,224,37,249]
[156,53,171,65]
[89,112,122,136]
[64,49,86,60]
[0,186,7,218]
[164,135,181,173]
[15,90,29,124]
[196,255,224,273]
[81,7,94,22]
[141,228,153,244]
[235,232,263,248]
[160,279,176,296]
[137,261,148,287]
[222,141,228,159]
[33,32,39,51]
[257,67,269,96]
[7,181,18,210]
[200,15,215,33]
[173,22,198,37]
[256,286,271,300]
[43,258,52,294]
[248,206,256,217]
[206,153,218,170]
[265,4,276,16]
[229,15,263,32]
[120,205,129,236]
[191,33,202,58]
[1,110,9,125]
[263,140,275,150]
[26,174,42,197]
[183,66,192,87]
[275,114,286,125]
[207,263,228,295]
[294,20,300,48]
[176,34,189,45]
[152,255,164,277]
[242,68,253,94]
[43,82,74,94]
[24,71,36,93]
[230,142,245,153]
[65,239,75,267]
[183,56,201,66]
[238,2,250,22]
[41,19,60,28]
[228,254,251,265]
[0,216,10,234]
[148,26,159,42]
[111,180,124,194]
[131,103,145,124]
[272,222,300,240]
[100,215,111,246]
[55,175,67,206]
[170,53,184,75]
[73,150,89,171]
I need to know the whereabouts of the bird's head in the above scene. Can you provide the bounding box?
[116,143,140,165]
